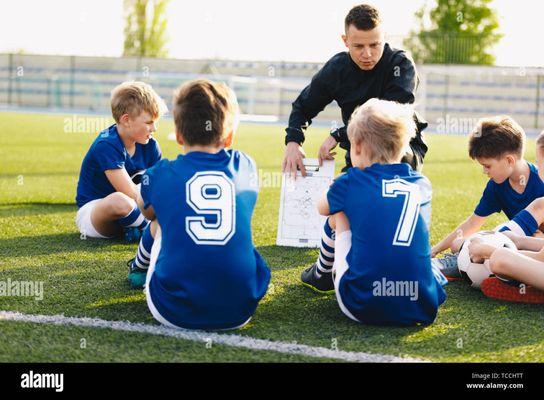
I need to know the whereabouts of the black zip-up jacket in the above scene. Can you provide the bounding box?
[285,43,428,169]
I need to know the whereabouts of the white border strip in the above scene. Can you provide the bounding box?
[0,311,427,363]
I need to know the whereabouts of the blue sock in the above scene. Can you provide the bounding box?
[132,224,154,271]
[116,202,149,230]
[316,217,335,276]
[498,210,538,236]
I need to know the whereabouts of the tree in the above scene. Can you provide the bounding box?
[404,0,503,65]
[123,0,169,58]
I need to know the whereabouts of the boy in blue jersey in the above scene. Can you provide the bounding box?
[133,79,270,330]
[75,81,165,244]
[301,98,446,326]
[431,116,544,278]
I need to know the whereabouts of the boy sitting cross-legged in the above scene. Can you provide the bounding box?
[75,81,165,243]
[135,79,271,330]
[301,98,447,326]
[431,117,544,279]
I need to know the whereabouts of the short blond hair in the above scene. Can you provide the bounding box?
[173,79,239,146]
[111,81,165,123]
[347,98,416,164]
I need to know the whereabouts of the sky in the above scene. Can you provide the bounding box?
[0,0,543,66]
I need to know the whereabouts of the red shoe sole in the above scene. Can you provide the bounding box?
[481,278,544,304]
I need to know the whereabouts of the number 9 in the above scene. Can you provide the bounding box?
[186,171,236,245]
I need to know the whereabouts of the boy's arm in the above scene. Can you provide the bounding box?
[510,234,544,252]
[104,169,138,201]
[137,192,155,221]
[317,192,330,216]
[431,214,487,257]
[517,250,544,262]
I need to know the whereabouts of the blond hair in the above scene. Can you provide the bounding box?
[110,81,166,123]
[347,98,416,164]
[173,79,239,146]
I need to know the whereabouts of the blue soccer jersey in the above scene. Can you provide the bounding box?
[328,163,446,326]
[474,162,544,220]
[141,149,271,330]
[75,124,162,208]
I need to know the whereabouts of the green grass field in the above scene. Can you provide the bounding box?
[1,111,543,362]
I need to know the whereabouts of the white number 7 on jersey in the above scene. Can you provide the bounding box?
[382,178,421,247]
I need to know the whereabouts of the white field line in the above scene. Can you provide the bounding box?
[0,311,427,363]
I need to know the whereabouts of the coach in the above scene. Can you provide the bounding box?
[282,4,428,176]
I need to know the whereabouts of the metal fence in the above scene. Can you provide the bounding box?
[1,53,543,135]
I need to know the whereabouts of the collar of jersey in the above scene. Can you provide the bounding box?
[182,149,229,160]
[362,162,412,174]
[108,124,140,159]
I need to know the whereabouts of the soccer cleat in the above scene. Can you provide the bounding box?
[481,277,544,304]
[431,253,462,281]
[124,227,143,243]
[300,263,335,294]
[127,258,147,289]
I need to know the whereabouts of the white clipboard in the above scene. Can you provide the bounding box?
[276,159,335,247]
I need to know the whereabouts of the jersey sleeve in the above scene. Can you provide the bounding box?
[140,166,155,210]
[285,63,335,145]
[93,141,125,171]
[327,172,349,214]
[147,138,162,167]
[417,176,433,231]
[381,54,417,104]
[474,180,501,217]
[245,153,259,194]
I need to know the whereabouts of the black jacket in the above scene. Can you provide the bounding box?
[285,43,428,169]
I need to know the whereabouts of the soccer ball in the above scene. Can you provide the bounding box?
[457,231,517,288]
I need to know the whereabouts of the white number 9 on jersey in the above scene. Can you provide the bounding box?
[186,171,236,245]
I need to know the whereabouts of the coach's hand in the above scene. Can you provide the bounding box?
[282,142,306,179]
[318,135,338,166]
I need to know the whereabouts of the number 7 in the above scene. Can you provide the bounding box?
[382,178,421,247]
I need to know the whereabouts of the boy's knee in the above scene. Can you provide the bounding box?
[108,192,136,217]
[489,247,509,275]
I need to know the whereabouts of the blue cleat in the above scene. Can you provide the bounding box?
[127,258,147,289]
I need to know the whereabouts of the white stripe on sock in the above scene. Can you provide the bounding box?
[139,243,151,259]
[134,257,148,269]
[129,213,146,228]
[320,246,334,259]
[322,234,335,248]
[318,256,333,270]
